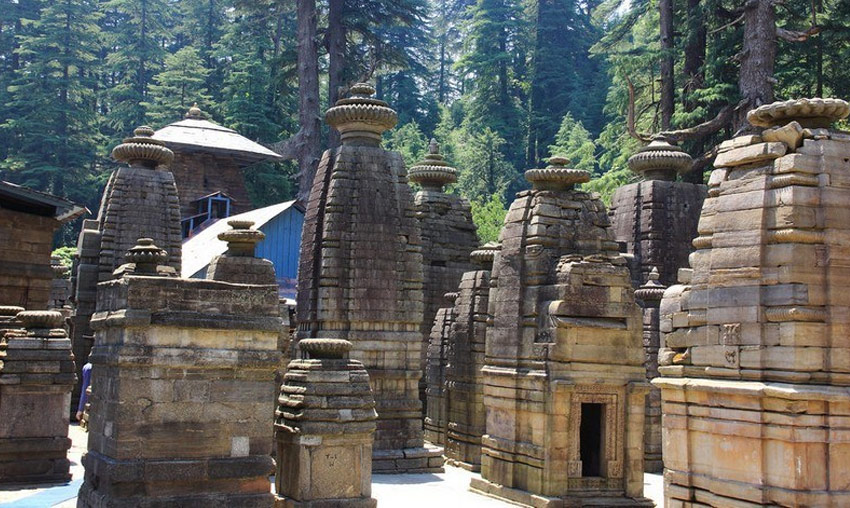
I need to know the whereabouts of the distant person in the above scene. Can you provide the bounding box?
[76,360,92,422]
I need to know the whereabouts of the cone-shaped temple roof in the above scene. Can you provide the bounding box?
[153,104,283,166]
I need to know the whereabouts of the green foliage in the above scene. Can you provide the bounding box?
[145,46,212,126]
[385,121,429,167]
[244,161,297,208]
[52,246,77,268]
[548,113,597,171]
[455,127,517,203]
[470,192,507,243]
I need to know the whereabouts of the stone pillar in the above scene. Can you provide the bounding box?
[70,126,181,414]
[0,310,75,483]
[296,83,442,473]
[444,243,498,471]
[655,98,850,507]
[470,157,652,507]
[275,338,377,507]
[409,140,478,406]
[49,256,72,317]
[424,292,457,446]
[608,137,705,287]
[634,267,666,473]
[77,239,282,507]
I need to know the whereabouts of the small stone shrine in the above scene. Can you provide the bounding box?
[408,139,478,402]
[0,310,75,484]
[275,338,378,508]
[208,219,277,285]
[609,136,705,286]
[295,83,443,473]
[424,292,457,446]
[77,238,282,507]
[655,98,850,507]
[444,243,498,471]
[70,125,181,414]
[470,157,652,507]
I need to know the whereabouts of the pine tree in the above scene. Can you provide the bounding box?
[1,0,102,210]
[455,127,516,202]
[547,113,597,171]
[384,120,429,167]
[102,0,174,136]
[145,46,212,126]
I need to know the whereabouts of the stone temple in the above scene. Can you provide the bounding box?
[470,157,652,507]
[295,83,443,473]
[656,98,850,507]
[408,139,478,403]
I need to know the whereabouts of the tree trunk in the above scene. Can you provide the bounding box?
[737,0,776,130]
[659,0,675,129]
[295,0,321,205]
[682,0,705,112]
[327,0,345,149]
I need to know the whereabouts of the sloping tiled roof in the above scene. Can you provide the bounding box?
[0,180,88,222]
[181,200,297,278]
[153,117,284,165]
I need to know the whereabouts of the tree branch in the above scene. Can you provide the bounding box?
[658,99,749,142]
[709,14,745,35]
[626,76,652,142]
[777,25,820,42]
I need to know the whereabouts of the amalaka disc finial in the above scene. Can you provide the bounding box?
[628,136,692,180]
[218,219,265,257]
[408,138,457,192]
[325,82,398,145]
[124,238,168,274]
[111,125,174,169]
[524,156,590,191]
[747,97,850,129]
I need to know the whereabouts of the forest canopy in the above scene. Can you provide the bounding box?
[1,0,848,245]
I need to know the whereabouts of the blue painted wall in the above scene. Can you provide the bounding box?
[256,206,304,298]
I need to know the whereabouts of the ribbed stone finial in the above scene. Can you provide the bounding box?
[111,125,175,169]
[408,138,457,191]
[628,136,692,180]
[124,238,168,274]
[218,220,265,257]
[747,98,850,129]
[444,292,459,304]
[185,103,205,120]
[51,256,70,278]
[524,156,591,191]
[635,266,667,302]
[17,310,64,331]
[470,241,501,268]
[299,338,352,360]
[325,82,398,145]
[0,306,25,318]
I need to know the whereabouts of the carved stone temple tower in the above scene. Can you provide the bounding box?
[444,242,498,471]
[656,98,850,507]
[70,126,181,412]
[408,140,478,404]
[608,137,704,472]
[296,83,443,473]
[470,157,652,507]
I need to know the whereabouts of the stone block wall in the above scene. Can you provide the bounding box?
[424,298,455,445]
[169,151,254,218]
[0,208,60,309]
[655,98,850,507]
[77,274,282,507]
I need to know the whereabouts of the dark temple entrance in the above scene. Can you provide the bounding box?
[580,403,604,477]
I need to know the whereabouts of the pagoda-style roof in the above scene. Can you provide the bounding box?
[153,105,284,166]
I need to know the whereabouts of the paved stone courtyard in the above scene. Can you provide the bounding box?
[0,425,663,507]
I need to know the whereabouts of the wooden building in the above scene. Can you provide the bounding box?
[152,104,284,236]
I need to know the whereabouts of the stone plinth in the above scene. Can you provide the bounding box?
[409,140,478,406]
[443,244,497,471]
[655,98,850,507]
[275,338,377,508]
[424,293,457,446]
[77,257,282,506]
[71,126,181,414]
[470,158,652,507]
[296,83,442,473]
[0,310,75,484]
